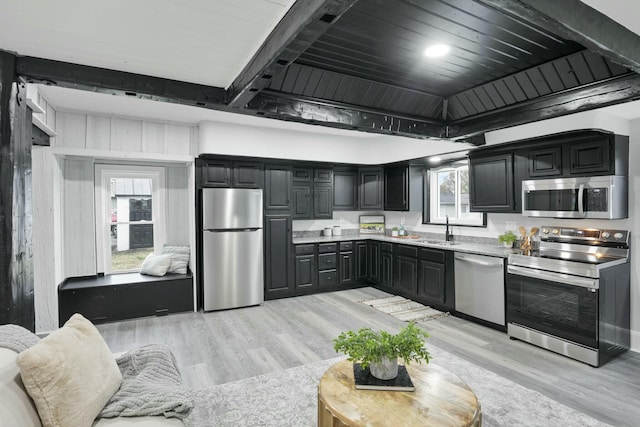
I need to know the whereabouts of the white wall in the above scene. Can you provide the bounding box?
[199,121,472,164]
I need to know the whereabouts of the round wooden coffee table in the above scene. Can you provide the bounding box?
[318,359,481,427]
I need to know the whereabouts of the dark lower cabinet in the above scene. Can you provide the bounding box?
[264,214,293,297]
[395,245,418,296]
[380,251,394,288]
[294,254,316,290]
[356,241,368,281]
[340,250,356,285]
[367,241,380,282]
[418,260,446,304]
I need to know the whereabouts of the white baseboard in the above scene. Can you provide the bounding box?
[631,329,640,353]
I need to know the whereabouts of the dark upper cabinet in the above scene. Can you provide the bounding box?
[201,159,232,187]
[469,153,515,212]
[384,166,408,210]
[265,164,292,212]
[356,241,368,281]
[292,186,312,219]
[200,159,262,188]
[358,167,384,210]
[333,168,358,211]
[293,167,333,219]
[566,137,612,175]
[528,146,562,178]
[264,214,292,297]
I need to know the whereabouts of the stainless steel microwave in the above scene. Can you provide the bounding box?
[522,176,628,219]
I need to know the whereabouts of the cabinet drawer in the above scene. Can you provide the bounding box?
[419,247,445,263]
[318,243,337,253]
[397,245,418,258]
[339,241,353,251]
[318,269,338,287]
[318,253,337,270]
[295,244,315,255]
[380,242,393,253]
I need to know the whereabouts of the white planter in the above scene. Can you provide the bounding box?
[369,356,398,380]
[503,242,513,248]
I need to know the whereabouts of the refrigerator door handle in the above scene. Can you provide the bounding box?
[205,228,262,232]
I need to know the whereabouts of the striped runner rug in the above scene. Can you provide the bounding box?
[359,295,449,322]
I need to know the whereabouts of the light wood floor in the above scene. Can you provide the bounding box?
[97,287,640,427]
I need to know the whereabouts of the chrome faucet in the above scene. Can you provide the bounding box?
[445,215,453,242]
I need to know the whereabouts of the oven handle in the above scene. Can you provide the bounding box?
[577,184,585,218]
[507,265,599,289]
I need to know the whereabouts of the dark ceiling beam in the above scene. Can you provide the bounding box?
[14,55,227,109]
[227,0,358,109]
[447,73,640,139]
[247,90,457,141]
[477,0,640,73]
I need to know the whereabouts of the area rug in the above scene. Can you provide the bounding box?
[186,345,612,427]
[359,295,450,322]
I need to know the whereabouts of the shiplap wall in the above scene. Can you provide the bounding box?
[32,110,196,332]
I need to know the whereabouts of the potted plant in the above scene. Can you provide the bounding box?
[333,322,430,380]
[391,226,399,237]
[498,230,518,248]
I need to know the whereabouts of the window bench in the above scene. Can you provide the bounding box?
[58,272,194,325]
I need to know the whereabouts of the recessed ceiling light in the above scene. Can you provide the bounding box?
[429,156,442,164]
[423,44,450,58]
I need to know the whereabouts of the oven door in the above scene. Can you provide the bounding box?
[506,265,598,349]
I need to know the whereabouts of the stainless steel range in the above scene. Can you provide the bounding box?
[506,226,631,367]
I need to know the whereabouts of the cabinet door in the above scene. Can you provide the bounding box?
[264,215,292,296]
[358,167,384,210]
[380,252,394,288]
[202,160,231,187]
[528,146,562,177]
[233,162,264,188]
[293,168,312,182]
[292,185,312,219]
[396,256,418,296]
[356,242,368,280]
[313,185,333,219]
[294,255,316,290]
[334,169,358,210]
[314,168,333,183]
[340,251,356,285]
[265,164,292,211]
[567,137,611,175]
[367,241,380,282]
[384,166,408,211]
[418,260,446,305]
[469,153,515,212]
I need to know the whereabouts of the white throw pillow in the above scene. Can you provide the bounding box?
[16,313,122,427]
[140,253,172,276]
[161,245,190,274]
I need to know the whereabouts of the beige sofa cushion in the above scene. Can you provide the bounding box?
[0,348,42,427]
[16,314,123,427]
[92,416,185,426]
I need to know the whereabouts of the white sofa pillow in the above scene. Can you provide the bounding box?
[162,245,190,274]
[16,314,122,427]
[140,253,172,276]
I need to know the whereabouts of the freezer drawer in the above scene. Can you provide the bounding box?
[454,253,505,326]
[203,229,264,311]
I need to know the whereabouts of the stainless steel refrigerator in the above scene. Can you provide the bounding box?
[202,188,264,311]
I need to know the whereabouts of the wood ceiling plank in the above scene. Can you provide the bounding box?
[227,0,359,108]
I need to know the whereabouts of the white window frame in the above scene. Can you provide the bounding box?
[95,164,167,274]
[428,162,484,226]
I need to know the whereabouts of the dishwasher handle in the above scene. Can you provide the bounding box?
[455,254,503,268]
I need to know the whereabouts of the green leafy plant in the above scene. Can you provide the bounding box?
[392,226,399,231]
[498,230,518,245]
[333,322,430,369]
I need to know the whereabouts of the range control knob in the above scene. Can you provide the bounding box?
[602,231,611,239]
[541,228,550,235]
[552,228,560,235]
[614,232,624,240]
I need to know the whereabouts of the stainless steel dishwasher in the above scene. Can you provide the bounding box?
[454,253,505,326]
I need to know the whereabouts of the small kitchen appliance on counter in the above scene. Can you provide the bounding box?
[507,226,630,366]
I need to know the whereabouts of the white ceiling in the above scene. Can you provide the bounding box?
[4,0,640,135]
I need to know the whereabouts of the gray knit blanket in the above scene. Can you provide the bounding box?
[99,344,194,420]
[0,324,40,352]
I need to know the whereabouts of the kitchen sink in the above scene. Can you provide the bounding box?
[417,239,459,246]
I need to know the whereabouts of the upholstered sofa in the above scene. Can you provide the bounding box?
[1,314,189,427]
